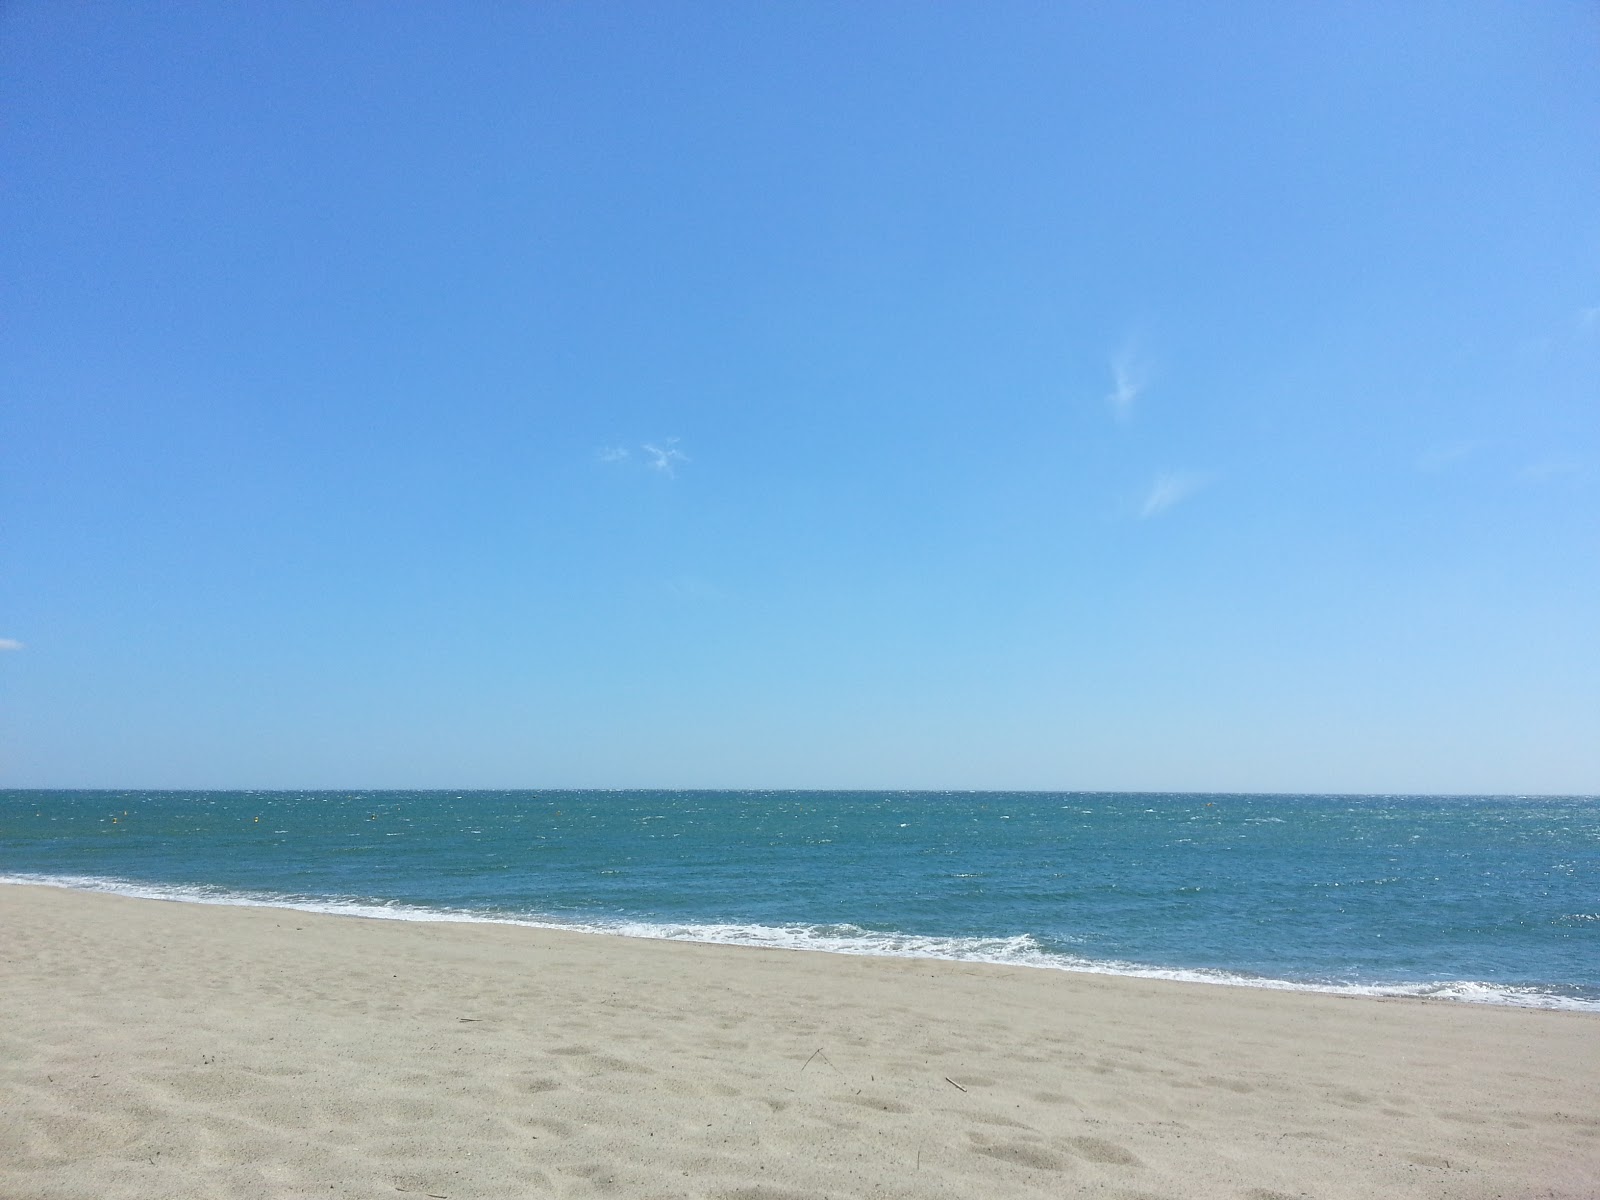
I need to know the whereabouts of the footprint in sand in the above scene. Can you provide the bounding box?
[1202,1075,1255,1094]
[589,1052,652,1074]
[840,1093,911,1113]
[1403,1152,1454,1169]
[1063,1135,1141,1166]
[518,1115,574,1137]
[715,1187,829,1200]
[965,1112,1033,1129]
[968,1139,1070,1171]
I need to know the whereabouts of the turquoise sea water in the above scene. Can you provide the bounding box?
[3,790,1596,1009]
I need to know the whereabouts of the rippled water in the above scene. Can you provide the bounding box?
[3,790,1596,1008]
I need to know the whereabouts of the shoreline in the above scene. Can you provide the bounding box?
[3,882,1598,1199]
[4,872,1594,1013]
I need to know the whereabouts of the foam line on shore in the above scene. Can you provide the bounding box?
[5,872,1594,1011]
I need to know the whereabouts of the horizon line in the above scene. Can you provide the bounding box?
[3,786,1595,800]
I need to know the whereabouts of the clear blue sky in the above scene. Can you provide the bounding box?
[3,2,1596,792]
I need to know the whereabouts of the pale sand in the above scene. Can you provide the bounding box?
[2,885,1596,1200]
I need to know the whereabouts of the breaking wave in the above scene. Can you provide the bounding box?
[6,872,1595,1012]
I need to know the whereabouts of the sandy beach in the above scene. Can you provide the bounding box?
[2,883,1596,1199]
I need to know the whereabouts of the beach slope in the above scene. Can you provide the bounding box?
[2,883,1596,1199]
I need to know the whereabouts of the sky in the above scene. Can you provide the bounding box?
[2,2,1597,793]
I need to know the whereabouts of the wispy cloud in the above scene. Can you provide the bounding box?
[666,574,723,601]
[1139,473,1208,519]
[0,638,22,652]
[1416,440,1482,472]
[1523,306,1600,356]
[596,438,690,477]
[1520,458,1589,484]
[1105,342,1150,420]
[642,438,689,477]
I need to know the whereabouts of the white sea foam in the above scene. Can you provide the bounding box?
[5,872,1596,1012]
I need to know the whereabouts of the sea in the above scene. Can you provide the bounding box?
[3,789,1596,1011]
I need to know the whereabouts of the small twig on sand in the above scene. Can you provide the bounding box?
[457,1018,481,1022]
[943,1076,967,1093]
[800,1048,845,1077]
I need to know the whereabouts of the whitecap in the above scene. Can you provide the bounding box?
[5,872,1596,1012]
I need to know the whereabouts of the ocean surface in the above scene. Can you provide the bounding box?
[3,790,1596,1010]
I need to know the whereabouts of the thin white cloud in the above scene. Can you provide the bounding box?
[666,574,723,601]
[1416,440,1482,472]
[596,439,690,476]
[1520,458,1588,484]
[1520,307,1600,357]
[642,438,689,477]
[1105,343,1150,420]
[0,638,22,651]
[1139,473,1208,519]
